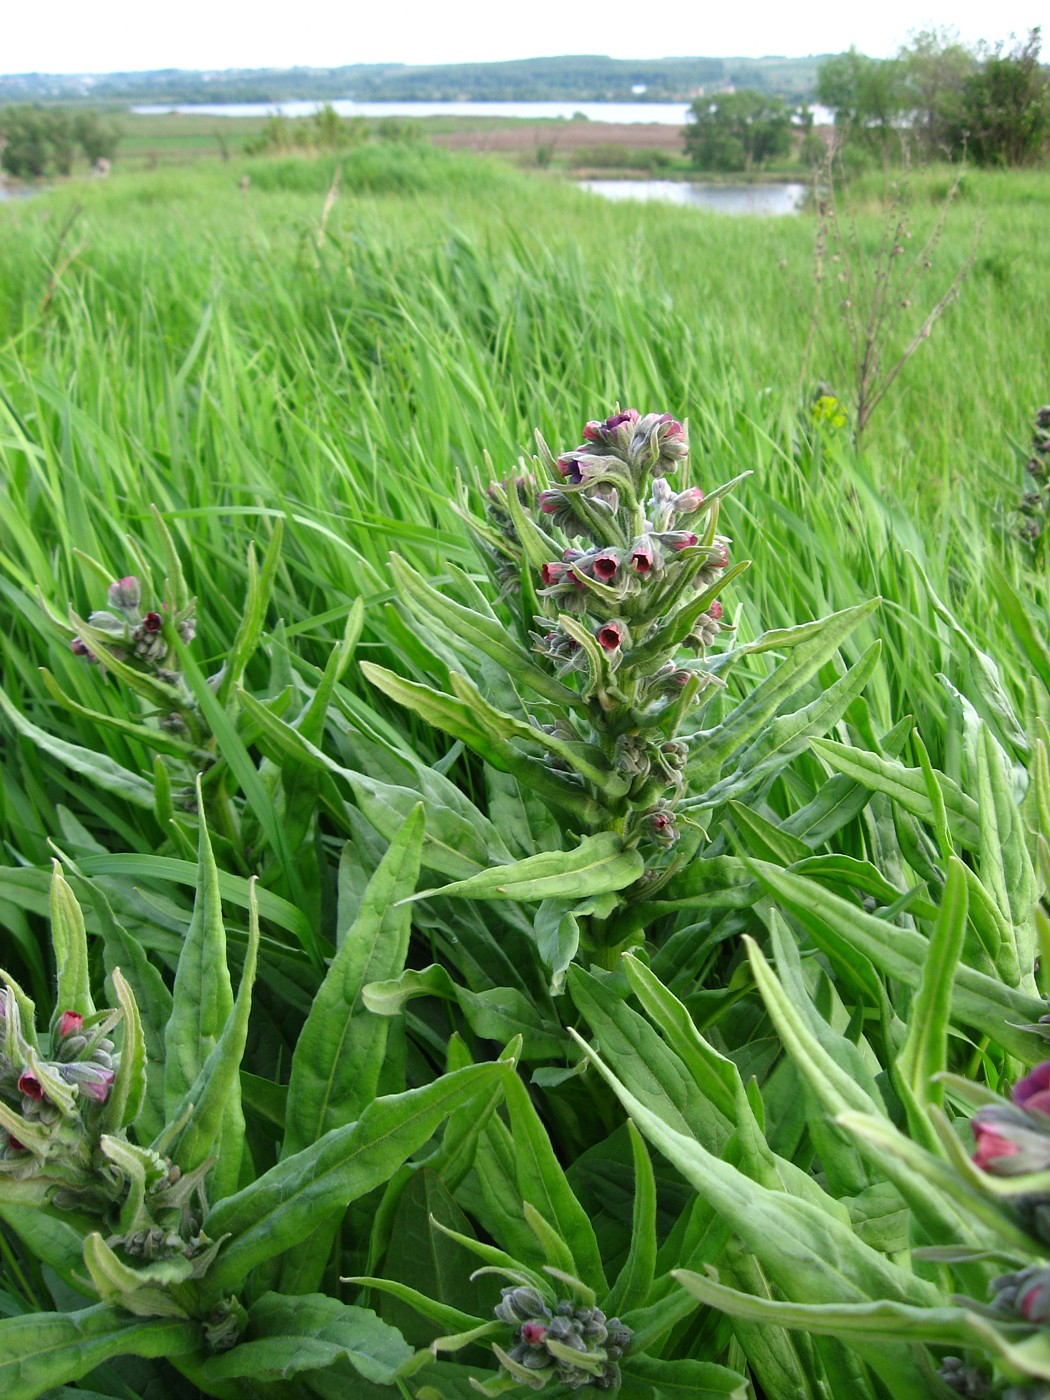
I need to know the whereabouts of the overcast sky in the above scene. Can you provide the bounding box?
[2,1,1042,75]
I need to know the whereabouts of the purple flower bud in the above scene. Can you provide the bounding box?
[18,1071,43,1101]
[597,622,625,651]
[70,637,93,659]
[143,612,163,634]
[57,1010,84,1037]
[1013,1063,1050,1116]
[1019,1274,1050,1323]
[583,409,639,443]
[664,531,699,551]
[709,600,723,621]
[59,1061,115,1103]
[107,576,141,611]
[674,487,705,513]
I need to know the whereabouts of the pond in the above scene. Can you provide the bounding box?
[579,180,808,216]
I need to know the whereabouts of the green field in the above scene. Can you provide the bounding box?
[1,141,1050,1398]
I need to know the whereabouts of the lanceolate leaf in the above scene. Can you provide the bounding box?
[167,877,262,1199]
[48,861,95,1022]
[0,1306,199,1400]
[203,1061,509,1297]
[685,600,878,785]
[284,806,425,1155]
[405,832,644,905]
[0,688,154,809]
[163,783,234,1123]
[748,860,1046,1062]
[186,1292,412,1386]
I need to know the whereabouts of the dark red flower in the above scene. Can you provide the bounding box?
[57,1010,84,1037]
[541,562,567,587]
[521,1321,548,1347]
[597,623,625,651]
[592,551,620,581]
[7,1135,26,1153]
[709,600,723,621]
[629,538,655,573]
[17,1071,43,1101]
[143,612,163,633]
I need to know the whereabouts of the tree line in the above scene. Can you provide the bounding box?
[684,28,1050,173]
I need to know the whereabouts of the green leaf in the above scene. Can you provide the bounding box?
[603,1122,657,1318]
[163,783,234,1125]
[407,832,644,905]
[101,967,146,1134]
[896,858,968,1111]
[48,861,95,1023]
[363,965,564,1061]
[504,1071,607,1294]
[0,1305,199,1400]
[568,1030,939,1310]
[749,860,1046,1062]
[216,518,284,707]
[685,600,878,786]
[361,662,605,825]
[808,738,980,849]
[39,667,204,760]
[692,641,882,807]
[0,687,154,809]
[620,1353,749,1399]
[188,1292,412,1386]
[285,806,425,1155]
[167,876,261,1199]
[203,1061,509,1297]
[389,555,577,706]
[674,1268,979,1347]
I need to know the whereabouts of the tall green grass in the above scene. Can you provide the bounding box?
[0,145,1046,863]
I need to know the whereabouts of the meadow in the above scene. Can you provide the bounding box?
[0,139,1049,1398]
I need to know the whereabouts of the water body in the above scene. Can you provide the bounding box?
[132,100,837,127]
[580,179,808,216]
[133,100,697,125]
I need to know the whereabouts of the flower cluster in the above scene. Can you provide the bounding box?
[494,408,741,852]
[0,990,115,1178]
[73,574,196,676]
[494,1285,632,1392]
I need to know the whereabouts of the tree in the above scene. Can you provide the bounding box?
[951,28,1050,166]
[816,49,907,146]
[683,90,792,174]
[898,28,975,156]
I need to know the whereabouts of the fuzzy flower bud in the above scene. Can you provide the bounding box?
[495,1286,552,1327]
[674,487,705,513]
[107,576,141,611]
[59,1061,115,1104]
[582,409,639,449]
[57,1010,84,1038]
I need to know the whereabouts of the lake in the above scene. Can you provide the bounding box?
[580,180,808,216]
[132,100,836,127]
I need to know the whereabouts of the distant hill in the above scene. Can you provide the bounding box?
[0,54,826,106]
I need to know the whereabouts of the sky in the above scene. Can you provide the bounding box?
[1,0,1043,75]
